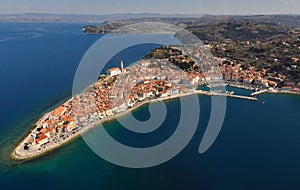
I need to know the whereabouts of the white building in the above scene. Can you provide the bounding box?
[107,68,121,76]
[107,60,126,76]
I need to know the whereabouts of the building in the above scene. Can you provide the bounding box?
[107,67,121,76]
[35,133,48,145]
[286,82,295,87]
[106,60,126,76]
[281,86,293,91]
[224,74,232,81]
[105,109,113,116]
[50,106,66,119]
[137,91,146,101]
[243,78,253,84]
[159,91,168,98]
[66,119,75,131]
[98,111,106,119]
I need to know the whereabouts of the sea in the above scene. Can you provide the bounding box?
[0,22,300,190]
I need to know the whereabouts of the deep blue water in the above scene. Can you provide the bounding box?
[0,23,100,141]
[1,23,300,190]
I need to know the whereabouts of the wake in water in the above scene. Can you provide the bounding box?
[0,32,43,42]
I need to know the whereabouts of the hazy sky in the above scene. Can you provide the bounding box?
[0,0,299,15]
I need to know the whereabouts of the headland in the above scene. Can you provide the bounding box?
[12,45,299,160]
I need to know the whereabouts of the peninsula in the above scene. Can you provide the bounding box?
[12,44,300,160]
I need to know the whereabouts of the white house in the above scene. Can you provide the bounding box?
[107,68,121,76]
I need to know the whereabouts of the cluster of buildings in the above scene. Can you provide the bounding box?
[177,45,299,91]
[218,59,299,91]
[219,61,279,87]
[23,58,202,151]
[178,45,224,84]
[110,58,204,112]
[179,45,297,90]
[24,101,75,150]
[23,46,299,151]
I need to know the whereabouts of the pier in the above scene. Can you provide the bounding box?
[226,94,258,101]
[196,90,258,101]
[251,89,268,96]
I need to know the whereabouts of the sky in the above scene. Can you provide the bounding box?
[0,0,299,15]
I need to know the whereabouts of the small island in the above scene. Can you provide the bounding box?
[12,44,300,160]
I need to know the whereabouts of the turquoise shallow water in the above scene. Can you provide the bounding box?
[1,23,300,190]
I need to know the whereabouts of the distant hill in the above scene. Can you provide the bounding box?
[83,15,300,84]
[0,13,203,23]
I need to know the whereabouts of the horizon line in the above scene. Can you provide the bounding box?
[0,12,299,17]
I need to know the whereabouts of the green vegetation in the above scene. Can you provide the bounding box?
[144,46,197,72]
[185,19,300,84]
[84,15,300,85]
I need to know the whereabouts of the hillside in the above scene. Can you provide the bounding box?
[83,15,300,84]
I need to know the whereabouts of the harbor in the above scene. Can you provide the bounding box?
[11,45,300,160]
[196,90,258,101]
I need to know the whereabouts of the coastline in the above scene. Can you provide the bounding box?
[11,92,195,160]
[11,84,300,161]
[9,90,226,160]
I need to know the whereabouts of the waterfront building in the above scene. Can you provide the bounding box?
[281,86,293,91]
[243,78,254,84]
[107,67,121,76]
[106,60,126,76]
[35,133,48,145]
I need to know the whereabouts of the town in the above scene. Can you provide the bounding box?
[13,45,300,159]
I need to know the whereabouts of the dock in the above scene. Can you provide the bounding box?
[251,89,268,96]
[196,90,258,101]
[226,94,258,101]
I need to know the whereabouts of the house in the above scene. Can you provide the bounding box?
[281,86,293,91]
[243,78,254,84]
[169,89,179,95]
[164,81,172,87]
[105,104,114,116]
[50,106,66,118]
[205,76,212,82]
[231,75,239,82]
[137,91,146,100]
[224,74,231,81]
[35,133,48,145]
[140,80,150,84]
[40,128,51,137]
[66,118,75,131]
[107,67,121,76]
[254,77,264,86]
[98,111,106,119]
[267,80,277,87]
[159,90,168,98]
[145,90,153,97]
[286,82,295,87]
[42,120,51,128]
[105,109,113,116]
